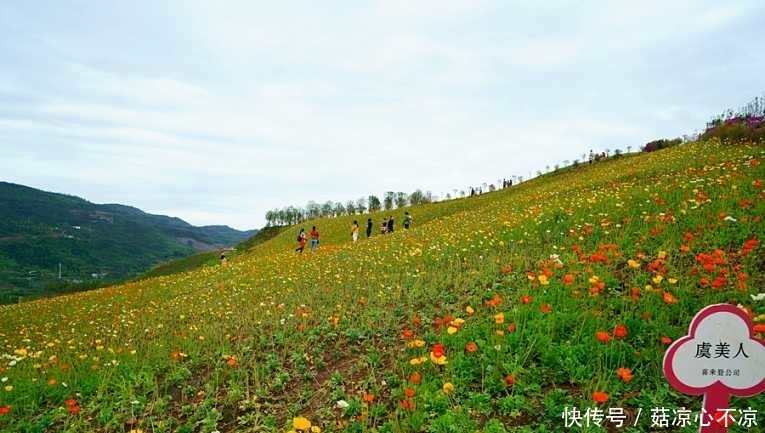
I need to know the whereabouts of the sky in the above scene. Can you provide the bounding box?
[1,1,763,231]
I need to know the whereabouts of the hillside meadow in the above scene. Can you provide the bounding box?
[1,138,764,433]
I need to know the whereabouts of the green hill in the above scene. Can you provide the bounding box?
[138,227,285,280]
[0,182,256,302]
[0,138,763,432]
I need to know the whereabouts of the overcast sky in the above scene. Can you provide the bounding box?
[2,1,763,230]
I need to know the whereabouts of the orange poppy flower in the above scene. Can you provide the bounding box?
[630,287,640,301]
[465,342,478,353]
[596,331,612,343]
[404,388,416,398]
[486,295,502,308]
[616,367,633,383]
[409,372,421,384]
[662,292,678,304]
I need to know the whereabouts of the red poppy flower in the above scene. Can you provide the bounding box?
[596,331,612,343]
[713,410,736,427]
[592,392,609,404]
[614,325,628,339]
[404,388,416,398]
[520,295,532,304]
[432,343,445,358]
[504,375,515,386]
[540,304,552,314]
[465,342,478,353]
[0,405,10,415]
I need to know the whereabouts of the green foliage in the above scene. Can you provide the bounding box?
[0,182,255,303]
[702,122,765,143]
[641,138,682,153]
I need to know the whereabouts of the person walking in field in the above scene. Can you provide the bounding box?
[295,228,307,253]
[366,218,373,238]
[380,219,388,235]
[387,216,394,233]
[351,220,359,242]
[310,226,319,251]
[403,211,413,230]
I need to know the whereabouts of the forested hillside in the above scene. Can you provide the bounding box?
[0,182,256,302]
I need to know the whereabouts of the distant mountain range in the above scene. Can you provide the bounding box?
[0,182,256,302]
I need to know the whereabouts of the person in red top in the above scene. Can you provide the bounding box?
[310,226,319,251]
[295,228,307,253]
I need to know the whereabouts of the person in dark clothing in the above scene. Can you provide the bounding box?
[387,216,394,233]
[366,218,373,238]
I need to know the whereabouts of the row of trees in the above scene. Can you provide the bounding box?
[264,190,434,227]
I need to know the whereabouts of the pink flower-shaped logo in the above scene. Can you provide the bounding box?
[663,304,765,395]
[663,304,765,432]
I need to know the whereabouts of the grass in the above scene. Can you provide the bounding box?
[140,226,290,280]
[0,137,764,433]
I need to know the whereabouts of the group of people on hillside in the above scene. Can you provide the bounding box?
[356,212,413,241]
[297,212,413,252]
[295,225,320,253]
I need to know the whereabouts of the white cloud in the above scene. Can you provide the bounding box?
[1,1,762,230]
[508,39,579,67]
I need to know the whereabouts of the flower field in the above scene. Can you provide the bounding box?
[1,138,764,432]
